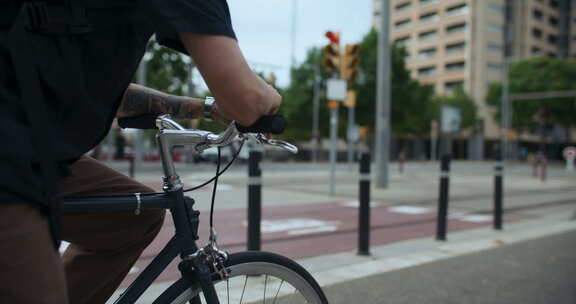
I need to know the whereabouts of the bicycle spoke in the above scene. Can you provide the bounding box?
[272,280,285,304]
[239,276,248,304]
[263,274,268,304]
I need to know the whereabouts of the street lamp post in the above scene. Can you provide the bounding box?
[291,0,298,68]
[375,0,391,188]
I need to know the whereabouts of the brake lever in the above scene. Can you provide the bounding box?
[242,133,299,154]
[266,139,299,154]
[195,122,239,153]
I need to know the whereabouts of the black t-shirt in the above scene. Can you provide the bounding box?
[0,0,236,204]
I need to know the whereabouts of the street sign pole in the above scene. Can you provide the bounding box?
[347,105,355,165]
[329,102,338,195]
[375,0,391,188]
[347,91,357,166]
[312,65,321,163]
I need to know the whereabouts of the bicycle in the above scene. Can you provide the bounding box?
[62,114,329,304]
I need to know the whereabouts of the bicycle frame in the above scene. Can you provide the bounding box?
[62,188,203,303]
[61,116,223,303]
[59,116,296,303]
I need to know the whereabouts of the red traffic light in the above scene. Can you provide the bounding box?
[325,31,340,44]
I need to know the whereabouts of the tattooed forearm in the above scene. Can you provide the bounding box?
[117,84,204,120]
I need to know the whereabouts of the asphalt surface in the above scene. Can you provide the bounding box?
[323,229,576,304]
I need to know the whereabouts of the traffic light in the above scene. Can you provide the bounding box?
[322,31,340,74]
[359,126,369,140]
[344,90,357,108]
[341,44,360,81]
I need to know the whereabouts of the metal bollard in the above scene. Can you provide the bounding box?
[247,150,262,251]
[436,154,451,241]
[494,157,504,230]
[358,152,371,256]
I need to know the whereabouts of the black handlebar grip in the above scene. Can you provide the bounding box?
[236,115,286,134]
[118,114,159,130]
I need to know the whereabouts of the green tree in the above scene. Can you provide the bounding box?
[143,39,189,96]
[432,87,478,131]
[138,39,190,144]
[487,56,576,131]
[280,48,331,141]
[354,29,435,136]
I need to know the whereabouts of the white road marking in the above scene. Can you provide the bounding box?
[244,218,340,235]
[388,206,491,223]
[448,212,466,219]
[454,214,492,223]
[341,201,382,208]
[388,206,431,214]
[288,225,338,235]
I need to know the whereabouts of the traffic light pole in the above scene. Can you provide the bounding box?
[323,31,342,196]
[347,104,356,165]
[375,0,391,188]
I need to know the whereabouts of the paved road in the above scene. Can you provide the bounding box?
[323,229,576,304]
[119,201,497,287]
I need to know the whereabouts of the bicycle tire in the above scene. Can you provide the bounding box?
[153,251,329,304]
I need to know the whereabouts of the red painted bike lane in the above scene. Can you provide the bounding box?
[120,200,516,287]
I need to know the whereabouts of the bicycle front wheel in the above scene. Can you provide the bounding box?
[154,251,329,304]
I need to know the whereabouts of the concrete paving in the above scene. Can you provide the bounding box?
[323,223,576,304]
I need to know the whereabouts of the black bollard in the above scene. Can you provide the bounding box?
[358,152,371,256]
[436,154,451,241]
[494,156,503,230]
[247,150,262,251]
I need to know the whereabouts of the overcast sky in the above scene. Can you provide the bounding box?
[220,0,375,88]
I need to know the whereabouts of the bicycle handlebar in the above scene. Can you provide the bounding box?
[118,113,159,130]
[121,114,298,155]
[235,115,286,134]
[118,114,286,135]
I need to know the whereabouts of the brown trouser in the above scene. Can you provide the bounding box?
[0,156,166,304]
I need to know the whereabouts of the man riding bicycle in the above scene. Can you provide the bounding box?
[0,0,281,303]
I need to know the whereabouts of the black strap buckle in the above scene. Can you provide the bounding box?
[23,2,50,31]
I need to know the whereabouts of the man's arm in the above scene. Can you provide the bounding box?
[178,34,281,126]
[117,83,230,123]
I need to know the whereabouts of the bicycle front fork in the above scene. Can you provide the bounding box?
[179,243,230,304]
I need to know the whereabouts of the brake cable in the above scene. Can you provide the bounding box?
[209,147,221,229]
[183,140,244,193]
